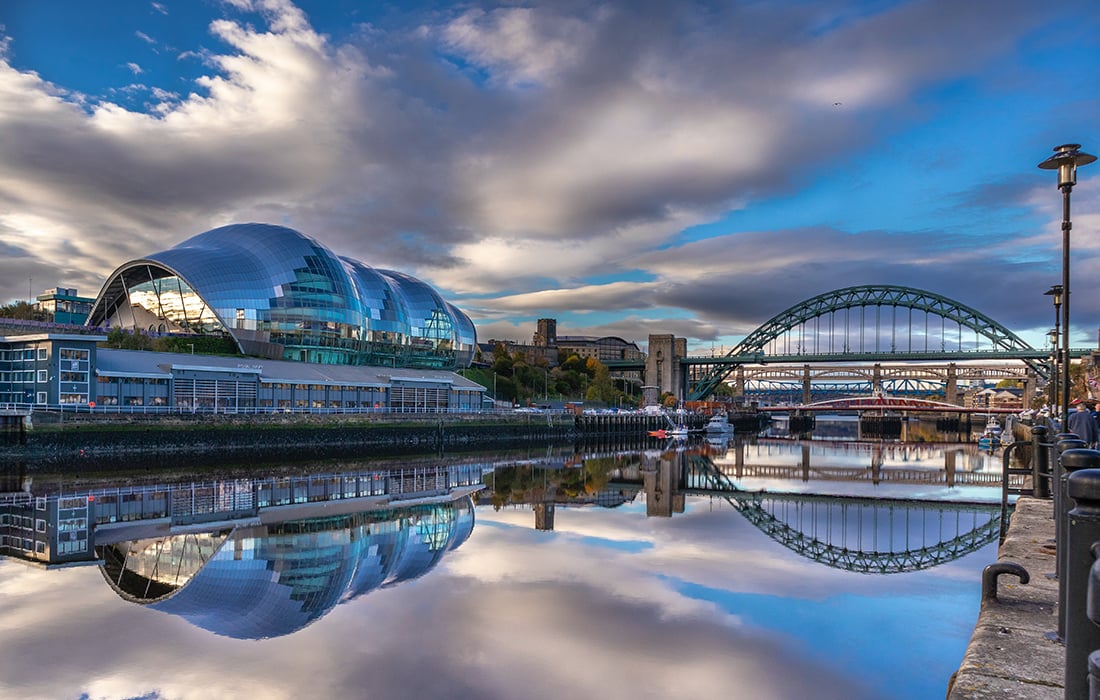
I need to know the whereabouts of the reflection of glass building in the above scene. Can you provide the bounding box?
[99,498,475,639]
[2,462,483,638]
[86,224,476,370]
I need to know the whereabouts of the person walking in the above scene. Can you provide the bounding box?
[1067,399,1098,448]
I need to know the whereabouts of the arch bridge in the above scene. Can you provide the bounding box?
[685,285,1060,401]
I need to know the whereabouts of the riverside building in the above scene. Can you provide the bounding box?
[0,223,486,412]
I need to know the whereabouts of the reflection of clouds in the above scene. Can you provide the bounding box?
[468,497,995,603]
[0,491,987,700]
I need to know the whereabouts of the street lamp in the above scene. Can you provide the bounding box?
[1045,285,1063,412]
[1048,327,1060,409]
[1039,143,1096,426]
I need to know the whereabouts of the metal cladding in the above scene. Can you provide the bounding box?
[86,223,476,369]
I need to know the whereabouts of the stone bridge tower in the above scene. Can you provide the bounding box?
[645,334,687,405]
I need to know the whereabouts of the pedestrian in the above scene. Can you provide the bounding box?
[1067,398,1098,448]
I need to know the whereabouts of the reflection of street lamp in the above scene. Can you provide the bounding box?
[1039,144,1095,426]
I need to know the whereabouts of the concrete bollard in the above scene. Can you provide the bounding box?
[1031,425,1050,498]
[1063,466,1100,699]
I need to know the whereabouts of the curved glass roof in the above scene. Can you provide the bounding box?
[86,223,476,369]
[98,497,475,639]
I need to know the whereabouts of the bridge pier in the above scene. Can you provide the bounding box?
[947,363,958,405]
[802,365,811,405]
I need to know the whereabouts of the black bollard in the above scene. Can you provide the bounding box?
[1032,425,1051,498]
[981,561,1029,602]
[1059,449,1100,642]
[1064,465,1100,699]
[1091,650,1100,700]
[1058,440,1091,575]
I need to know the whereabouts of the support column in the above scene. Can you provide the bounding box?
[735,366,746,399]
[946,363,958,405]
[802,365,811,405]
[872,364,882,394]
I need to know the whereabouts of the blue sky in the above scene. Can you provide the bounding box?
[1,0,1098,352]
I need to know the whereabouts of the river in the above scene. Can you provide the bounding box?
[0,430,1009,700]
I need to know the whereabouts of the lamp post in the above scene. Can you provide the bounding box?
[1048,327,1060,409]
[1045,285,1063,412]
[1039,144,1096,427]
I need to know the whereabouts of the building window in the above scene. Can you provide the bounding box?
[36,519,46,533]
[36,392,46,404]
[37,348,47,361]
[37,370,47,383]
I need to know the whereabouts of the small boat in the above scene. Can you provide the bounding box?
[984,416,1002,435]
[978,431,1000,450]
[666,425,690,439]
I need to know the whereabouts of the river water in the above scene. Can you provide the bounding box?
[0,429,1009,700]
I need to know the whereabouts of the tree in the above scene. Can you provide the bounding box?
[586,359,616,403]
[0,301,48,322]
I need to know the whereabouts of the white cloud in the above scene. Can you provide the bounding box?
[0,0,1092,346]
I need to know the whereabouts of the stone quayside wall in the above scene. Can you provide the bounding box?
[3,411,729,467]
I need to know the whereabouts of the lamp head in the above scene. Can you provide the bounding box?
[1045,284,1064,306]
[1038,143,1097,188]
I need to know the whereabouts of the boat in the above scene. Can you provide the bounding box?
[978,429,1000,451]
[977,415,1002,450]
[704,413,730,433]
[663,413,691,438]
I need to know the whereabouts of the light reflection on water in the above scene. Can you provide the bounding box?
[0,436,1007,700]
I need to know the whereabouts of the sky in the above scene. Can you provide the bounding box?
[1,0,1099,353]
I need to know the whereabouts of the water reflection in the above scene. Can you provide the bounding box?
[1,462,482,638]
[0,443,1003,700]
[482,439,1004,573]
[100,498,475,639]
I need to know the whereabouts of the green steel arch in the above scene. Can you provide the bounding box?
[691,284,1042,399]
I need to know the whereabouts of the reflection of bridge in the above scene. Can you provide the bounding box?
[683,285,1072,401]
[690,460,1001,573]
[764,395,1020,414]
[611,445,1003,574]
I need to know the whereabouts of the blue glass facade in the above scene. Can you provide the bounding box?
[87,224,476,369]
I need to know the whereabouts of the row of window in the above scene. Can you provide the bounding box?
[0,348,48,362]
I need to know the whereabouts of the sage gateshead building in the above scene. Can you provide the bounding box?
[0,224,487,412]
[86,223,477,370]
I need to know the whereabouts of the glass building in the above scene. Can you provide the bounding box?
[86,224,476,370]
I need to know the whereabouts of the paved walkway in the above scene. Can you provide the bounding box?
[948,497,1063,698]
